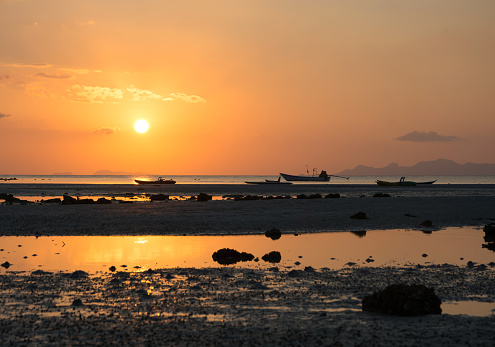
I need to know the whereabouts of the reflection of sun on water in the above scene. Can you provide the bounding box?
[134,119,149,133]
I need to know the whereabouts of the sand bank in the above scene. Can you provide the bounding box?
[1,265,494,346]
[1,195,494,236]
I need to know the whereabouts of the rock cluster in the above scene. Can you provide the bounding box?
[212,248,254,265]
[362,283,442,316]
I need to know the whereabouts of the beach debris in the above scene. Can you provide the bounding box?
[265,227,282,240]
[420,220,433,227]
[212,248,254,265]
[69,270,89,279]
[1,261,12,269]
[96,197,112,204]
[350,230,367,238]
[197,193,212,201]
[71,298,84,307]
[350,212,367,220]
[262,251,281,263]
[324,193,340,198]
[362,283,442,316]
[150,194,169,201]
[373,192,391,198]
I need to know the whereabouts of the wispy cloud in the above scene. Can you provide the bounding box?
[164,92,206,103]
[36,72,73,79]
[67,85,123,103]
[93,127,120,135]
[59,68,102,75]
[75,20,95,26]
[0,113,11,119]
[127,85,163,101]
[3,63,52,69]
[395,131,458,142]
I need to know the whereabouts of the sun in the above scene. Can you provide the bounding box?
[134,119,149,133]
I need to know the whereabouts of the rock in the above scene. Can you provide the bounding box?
[150,194,169,201]
[1,261,12,269]
[109,266,116,272]
[373,192,391,198]
[71,298,84,306]
[483,223,495,233]
[197,193,212,202]
[40,198,62,204]
[422,253,428,257]
[304,266,316,272]
[420,220,433,227]
[324,193,340,198]
[350,212,367,220]
[265,227,282,240]
[212,248,254,265]
[262,251,282,263]
[362,283,442,316]
[350,230,367,237]
[96,197,112,204]
[404,213,418,218]
[69,270,89,279]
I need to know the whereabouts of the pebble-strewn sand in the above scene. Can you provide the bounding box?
[0,195,494,236]
[1,266,494,346]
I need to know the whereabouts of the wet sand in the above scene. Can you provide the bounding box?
[1,193,495,345]
[1,266,494,346]
[0,195,494,236]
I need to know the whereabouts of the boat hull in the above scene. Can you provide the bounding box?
[135,179,176,185]
[245,181,293,185]
[376,180,416,186]
[280,173,330,182]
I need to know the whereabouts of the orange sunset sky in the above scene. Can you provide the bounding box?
[1,1,494,175]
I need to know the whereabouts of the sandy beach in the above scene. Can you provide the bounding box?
[1,189,495,345]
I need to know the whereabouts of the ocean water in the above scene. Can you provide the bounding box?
[1,174,495,185]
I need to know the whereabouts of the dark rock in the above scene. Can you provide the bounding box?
[362,283,442,316]
[404,213,418,218]
[373,192,391,198]
[71,298,84,307]
[69,270,89,279]
[197,193,212,202]
[212,248,255,265]
[1,261,12,269]
[262,251,282,263]
[304,266,316,272]
[324,193,340,199]
[350,212,367,220]
[109,266,116,272]
[40,198,62,204]
[96,197,112,204]
[420,220,433,227]
[422,253,428,257]
[150,194,169,201]
[287,270,302,277]
[234,195,262,201]
[297,193,322,199]
[350,230,367,237]
[483,223,495,233]
[265,227,282,240]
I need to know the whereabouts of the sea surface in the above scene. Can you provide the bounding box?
[2,174,495,185]
[1,175,495,200]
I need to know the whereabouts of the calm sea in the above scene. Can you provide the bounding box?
[1,174,495,185]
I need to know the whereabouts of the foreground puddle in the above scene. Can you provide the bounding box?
[1,227,493,273]
[442,301,495,317]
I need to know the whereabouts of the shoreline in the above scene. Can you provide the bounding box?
[1,195,494,236]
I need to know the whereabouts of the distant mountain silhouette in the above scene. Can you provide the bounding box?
[336,159,495,176]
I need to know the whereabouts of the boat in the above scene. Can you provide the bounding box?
[375,177,437,186]
[135,177,176,185]
[246,176,292,185]
[280,168,349,182]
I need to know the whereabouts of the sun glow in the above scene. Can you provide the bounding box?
[134,119,149,133]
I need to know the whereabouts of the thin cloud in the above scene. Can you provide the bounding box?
[127,85,163,101]
[0,113,11,119]
[75,20,95,26]
[3,63,52,69]
[59,68,102,75]
[395,131,458,142]
[164,92,206,103]
[93,127,120,135]
[36,72,73,79]
[67,85,123,103]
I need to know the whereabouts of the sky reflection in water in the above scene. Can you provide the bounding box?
[1,227,493,274]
